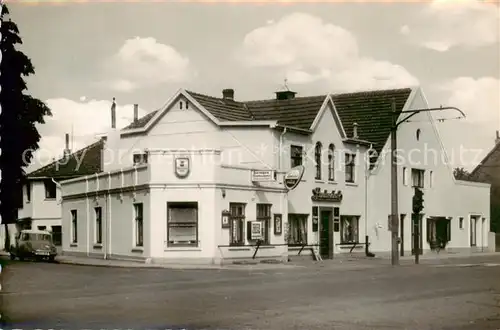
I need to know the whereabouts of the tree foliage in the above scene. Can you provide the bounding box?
[453,167,471,180]
[0,5,52,247]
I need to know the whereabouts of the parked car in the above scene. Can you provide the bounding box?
[10,229,57,262]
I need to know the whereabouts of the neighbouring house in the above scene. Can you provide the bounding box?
[14,135,105,246]
[59,86,491,265]
[468,131,500,250]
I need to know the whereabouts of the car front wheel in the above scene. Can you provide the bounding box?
[9,253,15,261]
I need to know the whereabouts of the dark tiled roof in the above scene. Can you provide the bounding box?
[122,110,159,130]
[27,139,104,179]
[331,88,412,155]
[121,88,413,158]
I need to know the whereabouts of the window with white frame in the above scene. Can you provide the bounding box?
[133,152,148,165]
[290,145,303,168]
[94,207,102,244]
[167,202,198,247]
[328,144,335,181]
[44,179,57,199]
[71,210,78,243]
[314,142,322,180]
[287,214,308,246]
[340,216,359,243]
[134,203,144,247]
[403,167,408,185]
[230,203,246,246]
[345,153,356,183]
[256,204,271,244]
[459,217,464,229]
[412,169,425,188]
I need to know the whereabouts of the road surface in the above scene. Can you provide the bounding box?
[2,255,500,329]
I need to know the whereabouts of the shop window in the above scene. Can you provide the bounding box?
[340,215,359,243]
[230,203,246,246]
[314,142,322,180]
[287,214,308,246]
[71,210,78,243]
[412,169,425,188]
[427,218,451,245]
[290,145,303,168]
[94,207,102,244]
[167,202,198,247]
[44,180,57,199]
[256,204,271,244]
[345,153,356,183]
[134,203,144,247]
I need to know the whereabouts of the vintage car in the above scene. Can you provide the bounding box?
[10,229,57,262]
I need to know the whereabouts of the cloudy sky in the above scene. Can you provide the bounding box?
[9,0,500,172]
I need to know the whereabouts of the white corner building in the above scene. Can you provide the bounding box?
[60,87,492,264]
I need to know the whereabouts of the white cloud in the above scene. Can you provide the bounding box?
[401,0,500,51]
[104,37,195,92]
[433,77,500,170]
[27,98,150,172]
[237,12,418,92]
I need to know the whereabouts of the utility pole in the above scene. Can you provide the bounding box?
[390,98,400,266]
[389,101,465,267]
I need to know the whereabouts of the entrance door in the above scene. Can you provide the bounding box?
[411,214,423,255]
[319,210,333,259]
[470,216,477,247]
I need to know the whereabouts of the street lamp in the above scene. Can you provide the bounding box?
[390,100,466,266]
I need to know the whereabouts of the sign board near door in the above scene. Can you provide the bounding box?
[284,165,305,190]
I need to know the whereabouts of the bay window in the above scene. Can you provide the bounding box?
[167,202,198,247]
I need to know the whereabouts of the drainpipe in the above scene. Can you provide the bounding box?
[364,144,372,256]
[278,127,288,259]
[85,176,90,257]
[107,172,112,259]
[51,178,63,205]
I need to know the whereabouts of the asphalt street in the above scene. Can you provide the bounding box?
[2,255,500,330]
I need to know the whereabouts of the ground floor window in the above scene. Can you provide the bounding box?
[427,217,451,247]
[71,210,78,243]
[256,203,271,244]
[340,215,359,243]
[167,202,198,247]
[230,203,246,246]
[51,225,62,246]
[287,214,308,246]
[134,203,144,247]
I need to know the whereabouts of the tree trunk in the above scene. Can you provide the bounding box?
[4,223,10,252]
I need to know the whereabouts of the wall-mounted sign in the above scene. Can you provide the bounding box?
[251,170,276,182]
[311,188,343,202]
[284,165,305,190]
[247,221,263,240]
[221,210,231,229]
[274,214,282,235]
[174,157,190,178]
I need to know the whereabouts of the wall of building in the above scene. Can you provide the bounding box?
[367,88,490,254]
[18,180,62,222]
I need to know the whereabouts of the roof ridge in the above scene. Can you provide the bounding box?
[28,138,104,176]
[331,87,413,98]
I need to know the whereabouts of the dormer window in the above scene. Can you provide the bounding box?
[133,153,148,165]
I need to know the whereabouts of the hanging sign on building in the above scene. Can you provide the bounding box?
[311,188,343,202]
[251,170,276,182]
[284,165,305,190]
[174,157,190,178]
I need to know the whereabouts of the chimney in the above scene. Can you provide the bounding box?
[353,123,359,139]
[133,104,139,122]
[222,89,234,101]
[63,133,71,157]
[496,130,500,144]
[111,97,116,129]
[275,90,296,100]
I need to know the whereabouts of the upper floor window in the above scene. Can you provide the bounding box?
[328,144,335,181]
[314,142,322,180]
[44,180,57,199]
[26,183,31,202]
[411,169,425,188]
[345,153,356,183]
[402,167,408,186]
[290,145,303,168]
[133,152,148,165]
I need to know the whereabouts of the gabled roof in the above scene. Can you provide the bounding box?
[468,142,500,186]
[27,139,104,179]
[120,87,413,158]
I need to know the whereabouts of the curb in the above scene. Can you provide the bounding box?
[56,259,226,270]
